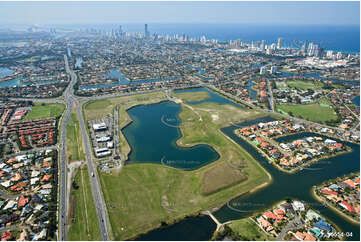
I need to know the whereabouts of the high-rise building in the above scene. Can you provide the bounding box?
[260,40,266,51]
[301,42,307,55]
[336,52,343,60]
[326,50,334,59]
[144,24,150,38]
[277,38,283,49]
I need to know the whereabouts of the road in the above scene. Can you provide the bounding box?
[207,84,359,139]
[59,54,110,240]
[58,54,77,241]
[276,214,303,240]
[7,55,358,241]
[75,99,110,240]
[266,78,275,112]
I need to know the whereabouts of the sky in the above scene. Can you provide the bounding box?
[0,1,359,25]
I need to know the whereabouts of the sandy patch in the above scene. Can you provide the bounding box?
[211,114,219,121]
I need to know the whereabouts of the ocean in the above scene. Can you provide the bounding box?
[120,23,360,53]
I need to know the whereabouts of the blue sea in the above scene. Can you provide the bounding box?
[120,23,360,53]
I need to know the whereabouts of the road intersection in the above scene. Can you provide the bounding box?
[7,53,358,241]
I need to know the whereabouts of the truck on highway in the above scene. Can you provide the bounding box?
[91,172,94,177]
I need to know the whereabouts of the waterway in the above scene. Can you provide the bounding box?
[0,67,14,78]
[173,87,244,109]
[79,69,177,90]
[123,101,219,170]
[133,89,360,241]
[352,96,360,107]
[0,77,58,88]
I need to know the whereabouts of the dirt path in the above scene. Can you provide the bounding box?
[183,103,203,121]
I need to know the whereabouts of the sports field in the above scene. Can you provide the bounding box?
[24,102,65,120]
[277,98,338,123]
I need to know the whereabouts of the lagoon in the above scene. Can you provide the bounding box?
[134,91,359,240]
[123,101,220,170]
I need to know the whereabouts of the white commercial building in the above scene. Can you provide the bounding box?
[93,123,107,131]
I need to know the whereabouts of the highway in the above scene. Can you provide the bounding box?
[75,98,110,240]
[7,54,358,241]
[64,54,110,240]
[58,54,77,241]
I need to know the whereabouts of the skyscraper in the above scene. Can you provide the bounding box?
[260,40,266,51]
[144,24,150,38]
[277,37,283,49]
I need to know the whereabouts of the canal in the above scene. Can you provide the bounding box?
[127,88,359,240]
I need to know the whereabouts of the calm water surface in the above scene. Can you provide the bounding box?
[133,89,360,241]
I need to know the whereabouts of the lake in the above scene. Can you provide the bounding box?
[134,90,360,241]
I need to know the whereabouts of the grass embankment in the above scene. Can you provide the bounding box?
[23,103,65,120]
[277,97,338,123]
[87,90,271,240]
[229,218,275,241]
[66,110,85,162]
[68,166,102,241]
[175,91,210,102]
[84,91,167,161]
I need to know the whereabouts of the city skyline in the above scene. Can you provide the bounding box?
[0,1,359,25]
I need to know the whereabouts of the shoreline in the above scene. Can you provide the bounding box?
[102,97,273,240]
[235,131,353,174]
[311,186,360,226]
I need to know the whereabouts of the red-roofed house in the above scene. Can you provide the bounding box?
[1,231,13,241]
[321,189,338,196]
[339,201,355,213]
[17,196,29,208]
[41,174,51,182]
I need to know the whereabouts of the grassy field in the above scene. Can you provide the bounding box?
[23,103,65,121]
[66,110,85,162]
[287,80,323,90]
[174,91,210,102]
[277,98,338,123]
[229,218,275,241]
[201,161,247,195]
[88,90,271,240]
[68,166,102,241]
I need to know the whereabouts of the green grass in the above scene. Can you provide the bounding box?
[287,80,323,90]
[68,166,102,241]
[66,110,85,162]
[84,91,166,120]
[173,91,210,102]
[23,103,65,121]
[277,98,338,123]
[229,218,275,241]
[91,91,271,240]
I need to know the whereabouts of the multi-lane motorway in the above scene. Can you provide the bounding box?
[58,55,76,241]
[58,54,110,240]
[9,53,357,241]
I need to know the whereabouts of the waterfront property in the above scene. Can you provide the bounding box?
[314,173,360,224]
[224,199,342,241]
[234,119,351,172]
